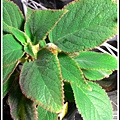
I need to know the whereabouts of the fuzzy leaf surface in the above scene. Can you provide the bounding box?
[8,82,36,120]
[58,53,91,90]
[3,0,24,32]
[3,22,29,45]
[26,7,35,19]
[37,105,57,120]
[3,73,15,97]
[82,69,112,80]
[71,81,113,120]
[25,9,67,45]
[3,62,17,83]
[74,51,117,70]
[24,43,35,57]
[3,34,24,82]
[50,0,117,52]
[20,48,63,112]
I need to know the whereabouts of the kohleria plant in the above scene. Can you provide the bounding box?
[3,0,117,120]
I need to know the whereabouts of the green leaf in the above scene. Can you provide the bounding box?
[19,48,63,112]
[49,0,117,52]
[8,81,37,120]
[3,20,11,34]
[3,61,18,83]
[58,53,91,90]
[71,81,113,120]
[74,51,117,70]
[25,9,67,45]
[26,7,35,19]
[37,105,57,120]
[24,43,40,58]
[39,40,47,48]
[24,43,35,57]
[8,27,29,45]
[3,73,16,97]
[82,69,112,80]
[3,22,29,45]
[3,0,24,32]
[3,34,24,82]
[3,23,40,58]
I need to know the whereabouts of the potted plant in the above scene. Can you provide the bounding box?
[3,0,117,120]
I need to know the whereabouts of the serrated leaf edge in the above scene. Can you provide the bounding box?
[3,61,19,84]
[42,9,68,41]
[81,69,113,81]
[60,52,92,91]
[8,91,37,120]
[52,0,117,52]
[74,51,117,71]
[72,81,113,120]
[24,9,68,44]
[3,0,24,27]
[19,49,64,113]
[3,22,30,46]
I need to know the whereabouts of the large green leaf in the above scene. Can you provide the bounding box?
[74,51,117,70]
[25,9,67,45]
[8,81,37,120]
[19,48,63,112]
[71,81,113,120]
[49,0,117,52]
[3,34,24,82]
[58,53,91,90]
[82,69,112,80]
[3,0,24,32]
[37,105,57,120]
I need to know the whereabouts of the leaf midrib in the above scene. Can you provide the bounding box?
[53,1,116,44]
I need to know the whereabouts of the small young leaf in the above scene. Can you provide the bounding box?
[71,81,113,120]
[58,53,91,90]
[3,0,24,32]
[37,105,57,120]
[3,34,24,82]
[82,69,112,80]
[3,22,29,45]
[25,9,67,45]
[74,51,117,70]
[19,48,63,112]
[8,81,37,120]
[50,0,117,52]
[24,43,35,57]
